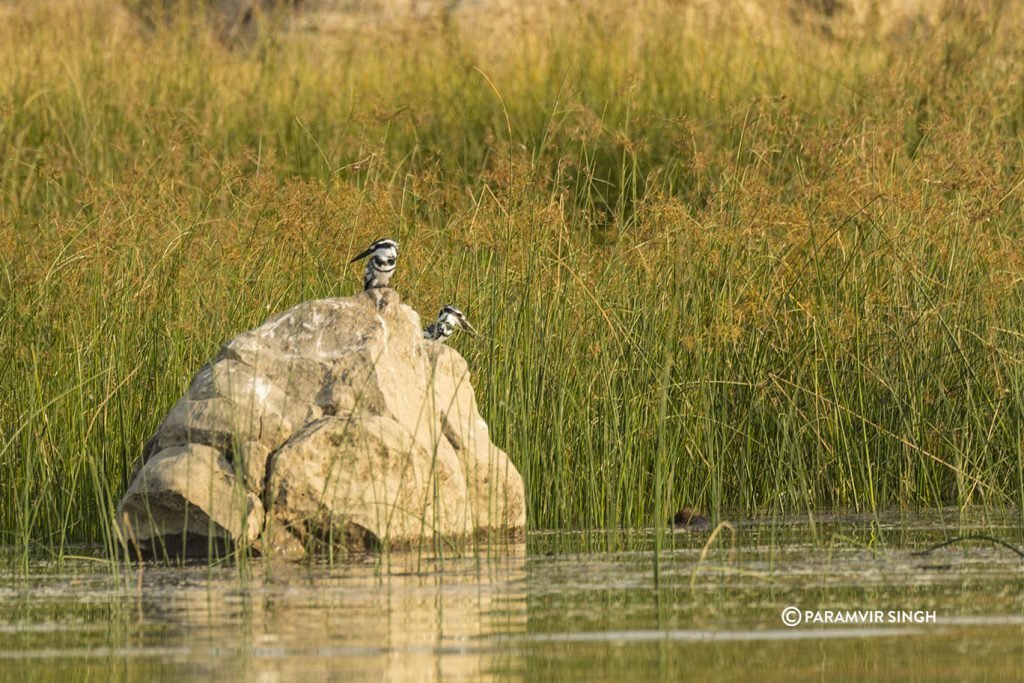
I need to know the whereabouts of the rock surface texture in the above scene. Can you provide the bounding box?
[117,289,525,559]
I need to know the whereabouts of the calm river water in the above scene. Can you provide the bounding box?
[2,510,1023,681]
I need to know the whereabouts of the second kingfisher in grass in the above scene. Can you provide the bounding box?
[350,238,399,290]
[424,305,477,342]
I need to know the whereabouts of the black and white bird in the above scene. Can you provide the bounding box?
[349,238,399,290]
[423,305,477,342]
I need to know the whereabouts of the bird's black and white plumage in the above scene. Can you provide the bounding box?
[349,238,399,290]
[423,305,477,342]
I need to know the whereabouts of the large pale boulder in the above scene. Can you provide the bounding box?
[117,289,526,559]
[118,444,265,555]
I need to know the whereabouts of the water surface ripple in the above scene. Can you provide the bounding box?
[2,510,1022,681]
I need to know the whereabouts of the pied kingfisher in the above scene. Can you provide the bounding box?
[349,238,399,290]
[424,305,477,342]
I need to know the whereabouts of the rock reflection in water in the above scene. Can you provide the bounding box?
[0,545,528,682]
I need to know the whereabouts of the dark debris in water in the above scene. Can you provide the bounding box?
[911,535,1024,560]
[670,508,710,529]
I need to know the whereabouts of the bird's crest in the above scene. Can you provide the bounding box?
[350,238,399,263]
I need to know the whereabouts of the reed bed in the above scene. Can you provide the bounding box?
[2,0,1024,555]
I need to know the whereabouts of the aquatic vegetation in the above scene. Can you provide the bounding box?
[2,1,1024,555]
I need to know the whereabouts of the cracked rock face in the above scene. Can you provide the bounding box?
[117,289,526,559]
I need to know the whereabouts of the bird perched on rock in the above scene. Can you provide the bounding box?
[423,305,477,342]
[349,238,399,290]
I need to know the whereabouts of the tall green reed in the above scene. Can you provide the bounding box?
[2,1,1024,557]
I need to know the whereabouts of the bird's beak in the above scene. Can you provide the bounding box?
[349,246,374,263]
[460,319,478,336]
